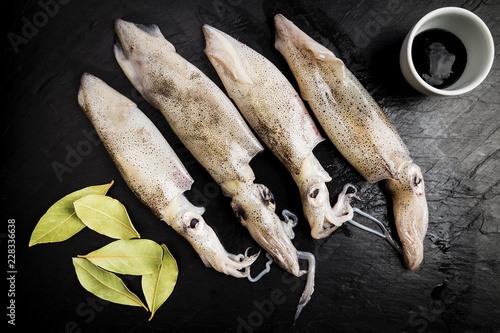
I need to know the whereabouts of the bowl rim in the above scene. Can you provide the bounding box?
[403,6,495,96]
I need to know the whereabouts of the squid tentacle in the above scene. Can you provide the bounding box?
[294,251,316,326]
[282,209,298,239]
[349,208,404,255]
[247,252,274,283]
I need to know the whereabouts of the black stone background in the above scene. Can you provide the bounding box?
[2,0,499,332]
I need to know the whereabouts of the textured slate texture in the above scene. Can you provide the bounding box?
[3,0,499,332]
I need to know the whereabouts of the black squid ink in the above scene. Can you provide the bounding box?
[412,28,467,88]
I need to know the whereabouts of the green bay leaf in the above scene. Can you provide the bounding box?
[74,194,140,239]
[79,239,163,275]
[29,181,114,247]
[72,257,147,310]
[142,244,178,320]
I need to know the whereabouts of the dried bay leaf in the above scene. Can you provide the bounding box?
[142,244,178,320]
[72,257,147,310]
[74,194,140,239]
[29,181,114,247]
[79,239,163,275]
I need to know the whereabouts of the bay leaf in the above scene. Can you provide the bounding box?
[29,181,114,247]
[72,257,147,310]
[74,194,140,239]
[142,244,178,320]
[78,239,163,275]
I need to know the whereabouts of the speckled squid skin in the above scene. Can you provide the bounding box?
[114,19,304,277]
[202,25,323,175]
[114,19,263,186]
[274,14,428,270]
[203,25,357,239]
[78,73,258,278]
[78,73,193,218]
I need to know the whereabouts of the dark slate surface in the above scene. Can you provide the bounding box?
[3,0,499,332]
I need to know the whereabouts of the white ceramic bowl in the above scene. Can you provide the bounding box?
[400,7,494,96]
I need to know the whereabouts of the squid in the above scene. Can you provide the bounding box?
[202,24,360,240]
[273,14,429,271]
[77,73,258,277]
[113,19,315,322]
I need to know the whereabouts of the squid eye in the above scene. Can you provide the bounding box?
[230,199,247,223]
[307,183,328,208]
[264,191,275,205]
[190,218,199,228]
[231,204,248,227]
[235,206,247,221]
[407,164,425,196]
[258,185,275,206]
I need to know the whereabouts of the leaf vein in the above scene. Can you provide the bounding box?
[78,203,138,236]
[34,211,78,242]
[78,262,147,310]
